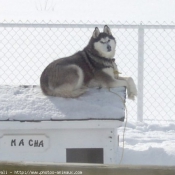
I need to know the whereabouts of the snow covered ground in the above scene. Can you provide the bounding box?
[118,122,175,166]
[0,0,175,166]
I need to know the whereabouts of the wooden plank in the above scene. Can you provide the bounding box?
[0,162,175,175]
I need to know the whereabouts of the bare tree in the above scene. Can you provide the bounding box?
[35,0,56,11]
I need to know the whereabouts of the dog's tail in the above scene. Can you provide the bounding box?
[40,68,52,96]
[51,87,87,98]
[41,83,87,98]
[40,68,87,98]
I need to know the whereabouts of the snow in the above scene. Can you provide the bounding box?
[118,122,175,166]
[1,85,175,166]
[0,86,125,121]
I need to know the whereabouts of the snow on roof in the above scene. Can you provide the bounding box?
[0,86,126,121]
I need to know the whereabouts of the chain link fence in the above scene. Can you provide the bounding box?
[144,27,175,123]
[0,22,175,123]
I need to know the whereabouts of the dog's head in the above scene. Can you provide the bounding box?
[86,25,116,58]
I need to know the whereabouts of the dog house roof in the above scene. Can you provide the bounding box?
[0,86,126,121]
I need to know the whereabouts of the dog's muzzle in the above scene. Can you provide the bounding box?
[107,45,111,52]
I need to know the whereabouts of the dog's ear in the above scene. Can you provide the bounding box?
[92,27,100,38]
[103,25,112,35]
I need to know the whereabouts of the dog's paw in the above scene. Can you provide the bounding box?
[126,77,137,100]
[128,92,137,101]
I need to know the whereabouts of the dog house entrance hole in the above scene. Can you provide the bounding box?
[66,148,103,163]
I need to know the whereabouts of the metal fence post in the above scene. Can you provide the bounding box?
[137,24,144,122]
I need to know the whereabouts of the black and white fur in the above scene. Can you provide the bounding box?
[40,25,137,100]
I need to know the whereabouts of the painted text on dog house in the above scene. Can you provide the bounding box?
[0,135,49,152]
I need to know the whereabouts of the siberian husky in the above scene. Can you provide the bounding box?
[40,25,137,100]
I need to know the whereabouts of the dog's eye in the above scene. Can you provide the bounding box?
[100,41,105,44]
[108,39,110,42]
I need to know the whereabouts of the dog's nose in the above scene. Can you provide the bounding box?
[107,45,111,51]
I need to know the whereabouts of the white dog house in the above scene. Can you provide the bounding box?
[0,86,126,164]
